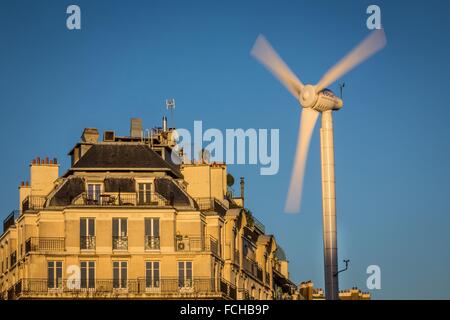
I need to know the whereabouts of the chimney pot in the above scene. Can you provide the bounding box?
[37,157,40,164]
[53,158,58,164]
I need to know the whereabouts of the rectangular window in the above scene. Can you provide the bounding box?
[87,183,101,204]
[145,218,160,250]
[145,261,160,288]
[47,261,63,289]
[113,261,127,289]
[80,261,95,289]
[112,218,128,250]
[178,261,193,288]
[138,183,152,205]
[80,218,96,250]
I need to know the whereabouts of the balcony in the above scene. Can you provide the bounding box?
[175,235,219,256]
[243,257,264,282]
[252,216,266,234]
[25,237,65,254]
[22,196,46,212]
[72,192,168,207]
[112,236,128,250]
[3,210,19,233]
[6,277,236,300]
[80,236,96,250]
[144,235,160,250]
[220,279,237,300]
[194,198,227,215]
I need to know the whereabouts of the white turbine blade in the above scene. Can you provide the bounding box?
[251,34,304,98]
[285,108,319,213]
[315,28,387,92]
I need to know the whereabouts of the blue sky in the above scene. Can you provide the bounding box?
[1,0,450,299]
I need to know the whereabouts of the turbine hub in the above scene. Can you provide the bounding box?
[299,84,318,109]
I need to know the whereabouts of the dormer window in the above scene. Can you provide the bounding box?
[87,183,101,204]
[138,182,152,205]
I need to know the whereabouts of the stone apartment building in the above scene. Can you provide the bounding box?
[0,118,297,300]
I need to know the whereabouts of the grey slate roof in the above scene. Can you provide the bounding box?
[72,144,182,178]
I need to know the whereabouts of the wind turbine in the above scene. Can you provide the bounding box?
[251,29,386,300]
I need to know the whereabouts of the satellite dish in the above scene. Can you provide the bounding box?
[199,148,211,164]
[227,174,235,187]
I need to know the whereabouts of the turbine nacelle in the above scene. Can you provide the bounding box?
[299,85,343,112]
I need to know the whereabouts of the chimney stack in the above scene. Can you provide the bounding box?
[130,118,142,138]
[81,128,99,144]
[240,177,245,204]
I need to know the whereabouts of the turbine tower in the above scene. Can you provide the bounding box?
[251,29,386,300]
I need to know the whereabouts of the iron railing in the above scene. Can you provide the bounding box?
[3,210,19,232]
[80,236,96,250]
[4,277,236,299]
[194,198,228,215]
[22,196,46,212]
[243,257,264,282]
[25,237,65,253]
[112,236,128,250]
[72,192,168,207]
[175,235,219,255]
[144,235,160,250]
[252,216,266,233]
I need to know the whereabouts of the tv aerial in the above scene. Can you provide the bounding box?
[166,98,176,128]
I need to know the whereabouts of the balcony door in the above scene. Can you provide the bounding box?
[113,261,128,289]
[80,218,95,250]
[81,261,95,289]
[112,218,128,250]
[145,218,160,250]
[47,261,63,289]
[145,261,160,290]
[87,183,101,204]
[178,261,193,288]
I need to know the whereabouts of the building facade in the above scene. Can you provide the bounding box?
[0,118,296,300]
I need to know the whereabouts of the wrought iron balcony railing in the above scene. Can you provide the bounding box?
[72,192,168,207]
[243,257,264,282]
[175,235,219,256]
[80,236,96,250]
[25,237,65,254]
[3,210,19,233]
[4,277,237,300]
[194,197,228,215]
[144,235,160,250]
[22,196,46,212]
[112,236,128,250]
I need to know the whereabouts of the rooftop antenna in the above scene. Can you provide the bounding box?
[339,82,345,99]
[166,98,176,129]
[334,259,350,277]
